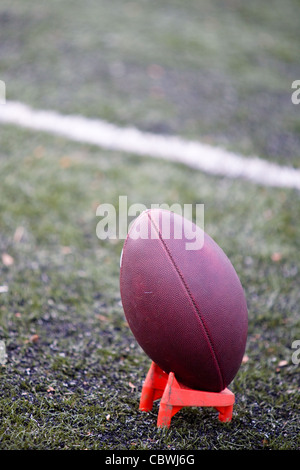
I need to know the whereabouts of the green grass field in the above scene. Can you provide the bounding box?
[0,0,299,450]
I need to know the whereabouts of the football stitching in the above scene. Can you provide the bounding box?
[147,210,225,391]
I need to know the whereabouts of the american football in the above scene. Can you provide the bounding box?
[120,208,248,392]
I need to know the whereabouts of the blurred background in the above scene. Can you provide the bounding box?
[1,0,300,167]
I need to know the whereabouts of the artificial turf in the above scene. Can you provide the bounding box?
[1,0,300,166]
[0,0,299,451]
[0,125,299,450]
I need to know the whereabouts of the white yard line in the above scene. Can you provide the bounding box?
[0,100,299,190]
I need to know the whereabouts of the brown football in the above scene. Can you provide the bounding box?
[120,209,248,392]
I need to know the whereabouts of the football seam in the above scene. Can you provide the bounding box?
[147,211,225,391]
